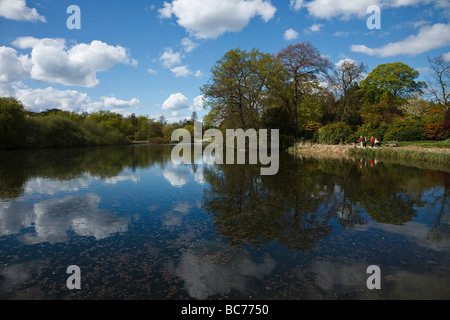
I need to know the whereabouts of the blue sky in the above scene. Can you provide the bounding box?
[0,0,449,122]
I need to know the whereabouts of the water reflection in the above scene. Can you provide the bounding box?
[202,154,449,251]
[1,194,129,244]
[0,145,172,199]
[0,260,42,295]
[0,145,449,300]
[162,201,198,228]
[176,241,276,300]
[162,163,206,188]
[25,174,92,195]
[0,198,33,237]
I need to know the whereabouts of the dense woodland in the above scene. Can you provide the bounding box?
[1,41,449,150]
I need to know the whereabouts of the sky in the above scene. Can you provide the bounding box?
[0,0,449,123]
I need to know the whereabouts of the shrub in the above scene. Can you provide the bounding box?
[25,116,90,148]
[279,134,296,150]
[148,137,171,144]
[356,121,389,142]
[423,121,445,140]
[303,122,323,140]
[0,98,26,149]
[421,110,446,140]
[317,122,354,145]
[384,118,424,141]
[444,110,450,138]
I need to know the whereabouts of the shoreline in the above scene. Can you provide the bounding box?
[289,142,450,172]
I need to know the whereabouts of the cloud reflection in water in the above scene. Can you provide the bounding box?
[0,194,129,244]
[176,242,276,299]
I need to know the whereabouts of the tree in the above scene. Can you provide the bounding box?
[332,59,367,122]
[399,93,432,118]
[201,48,279,129]
[359,62,427,105]
[135,116,153,141]
[276,42,332,138]
[0,97,27,149]
[427,55,449,109]
[191,111,198,122]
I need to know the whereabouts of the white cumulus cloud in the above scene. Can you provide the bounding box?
[351,23,450,57]
[195,70,204,79]
[101,96,140,114]
[284,28,299,41]
[443,52,450,62]
[304,0,375,19]
[16,86,92,113]
[181,37,199,53]
[299,0,447,20]
[171,65,193,78]
[159,0,277,39]
[289,0,304,11]
[335,58,357,69]
[162,93,190,110]
[305,23,324,34]
[189,95,205,112]
[1,82,141,114]
[11,37,134,88]
[0,46,31,82]
[159,48,183,68]
[0,0,46,22]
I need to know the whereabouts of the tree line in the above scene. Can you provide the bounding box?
[1,41,449,150]
[0,98,200,150]
[201,42,450,148]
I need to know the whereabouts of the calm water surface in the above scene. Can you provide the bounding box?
[0,145,449,300]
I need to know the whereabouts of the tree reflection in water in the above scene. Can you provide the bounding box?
[0,145,449,299]
[202,152,449,251]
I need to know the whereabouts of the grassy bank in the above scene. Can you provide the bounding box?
[350,146,450,162]
[289,143,353,159]
[397,139,450,149]
[290,140,450,172]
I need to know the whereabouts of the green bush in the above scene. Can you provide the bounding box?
[279,134,296,150]
[0,98,26,149]
[356,121,389,142]
[23,115,129,148]
[148,137,171,144]
[317,122,354,145]
[384,118,424,141]
[25,116,89,148]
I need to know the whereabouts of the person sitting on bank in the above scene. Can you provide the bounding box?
[374,138,381,147]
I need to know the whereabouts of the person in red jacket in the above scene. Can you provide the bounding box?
[370,136,374,147]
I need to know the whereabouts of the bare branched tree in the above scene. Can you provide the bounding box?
[427,55,449,109]
[332,59,367,121]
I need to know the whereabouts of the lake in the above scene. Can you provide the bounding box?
[0,144,449,300]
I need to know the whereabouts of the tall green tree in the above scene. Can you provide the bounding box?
[359,62,426,105]
[201,48,281,129]
[0,97,26,149]
[275,42,332,138]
